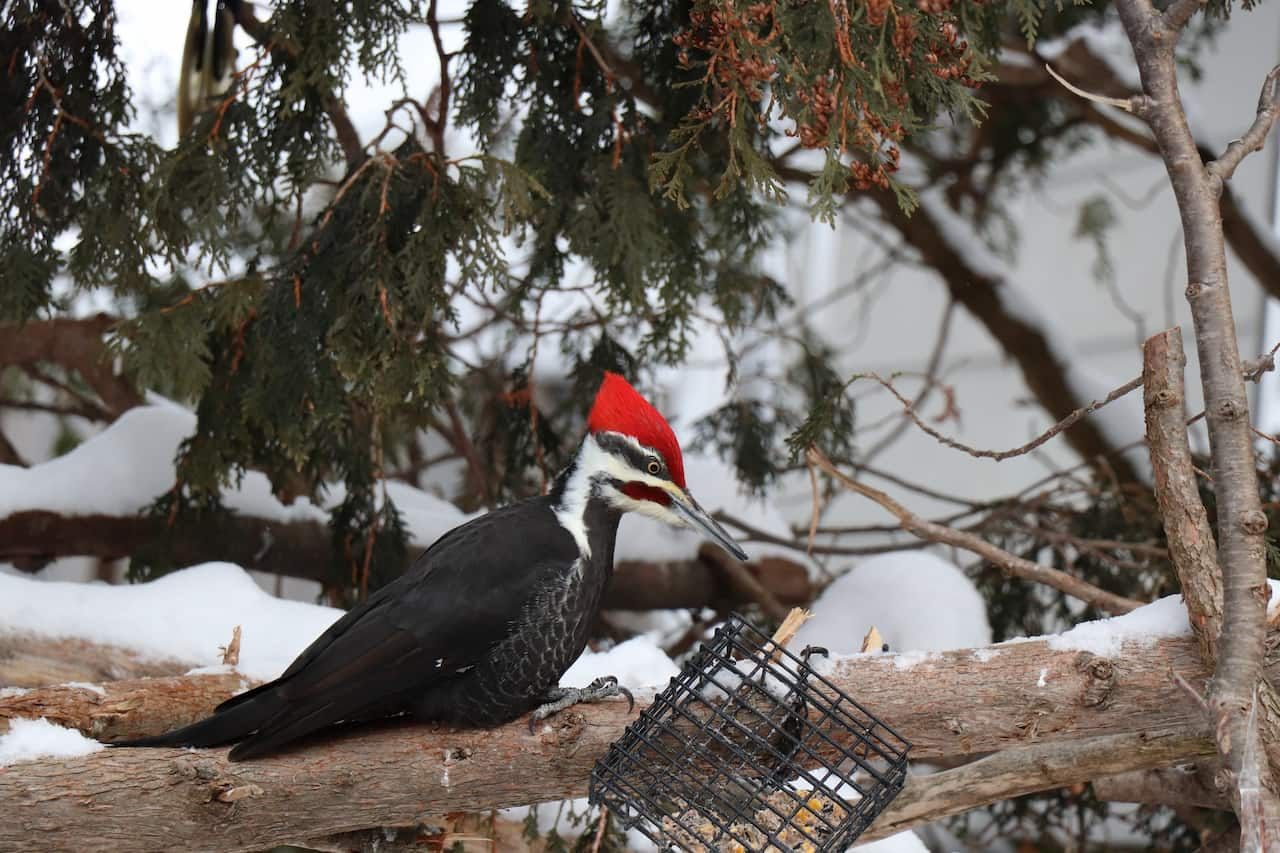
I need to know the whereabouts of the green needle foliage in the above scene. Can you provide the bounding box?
[0,0,1242,602]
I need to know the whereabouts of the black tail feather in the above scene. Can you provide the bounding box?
[110,687,285,752]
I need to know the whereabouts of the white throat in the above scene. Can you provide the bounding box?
[554,434,611,558]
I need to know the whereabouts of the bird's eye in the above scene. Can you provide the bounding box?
[646,459,662,476]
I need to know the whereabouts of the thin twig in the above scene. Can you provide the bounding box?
[807,447,1144,614]
[1207,64,1280,185]
[1045,63,1134,112]
[846,370,1143,463]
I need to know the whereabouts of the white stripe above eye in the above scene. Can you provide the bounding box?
[554,432,682,559]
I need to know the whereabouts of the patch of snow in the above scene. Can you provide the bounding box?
[185,664,236,677]
[0,563,342,681]
[854,831,930,852]
[1037,668,1048,688]
[1044,594,1191,656]
[795,552,992,654]
[971,648,1000,663]
[560,635,679,690]
[0,717,104,766]
[0,403,470,553]
[890,650,937,671]
[0,687,30,699]
[62,681,106,696]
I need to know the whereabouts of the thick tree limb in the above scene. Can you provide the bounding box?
[0,509,809,613]
[807,447,1144,614]
[1093,762,1228,809]
[1115,0,1280,822]
[0,633,1246,851]
[861,729,1215,842]
[1142,327,1222,660]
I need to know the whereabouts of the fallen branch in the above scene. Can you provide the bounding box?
[0,633,1258,851]
[0,314,140,418]
[806,447,1143,614]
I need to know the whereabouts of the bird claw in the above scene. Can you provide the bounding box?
[527,675,635,733]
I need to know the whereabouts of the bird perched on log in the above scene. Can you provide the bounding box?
[178,0,240,136]
[114,373,748,760]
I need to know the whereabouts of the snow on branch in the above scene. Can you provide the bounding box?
[0,626,1242,852]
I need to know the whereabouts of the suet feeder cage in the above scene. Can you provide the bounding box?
[589,614,910,852]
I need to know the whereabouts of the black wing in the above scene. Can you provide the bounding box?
[219,495,579,758]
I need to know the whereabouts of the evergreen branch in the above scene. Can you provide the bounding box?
[231,2,365,169]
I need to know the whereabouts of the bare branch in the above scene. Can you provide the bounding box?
[806,447,1144,614]
[1207,64,1280,185]
[846,370,1143,465]
[1161,0,1207,33]
[1116,0,1280,817]
[1142,327,1222,660]
[1044,63,1134,111]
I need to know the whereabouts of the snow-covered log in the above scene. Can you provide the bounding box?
[0,629,1248,852]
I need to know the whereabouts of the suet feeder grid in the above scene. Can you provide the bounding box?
[589,615,910,852]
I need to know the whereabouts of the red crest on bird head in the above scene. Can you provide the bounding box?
[588,372,686,490]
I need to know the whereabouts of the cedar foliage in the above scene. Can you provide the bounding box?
[2,0,1004,591]
[0,0,1243,599]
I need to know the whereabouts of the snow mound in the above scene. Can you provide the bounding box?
[0,402,468,550]
[560,635,679,689]
[0,563,342,682]
[795,551,991,654]
[0,717,104,766]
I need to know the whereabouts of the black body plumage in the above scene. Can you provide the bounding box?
[115,464,622,761]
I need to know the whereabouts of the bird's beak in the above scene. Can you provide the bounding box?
[666,488,750,561]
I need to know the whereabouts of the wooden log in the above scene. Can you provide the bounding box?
[0,633,1247,852]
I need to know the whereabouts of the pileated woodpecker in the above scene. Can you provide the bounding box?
[115,373,747,760]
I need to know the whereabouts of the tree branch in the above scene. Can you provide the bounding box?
[1142,327,1222,660]
[0,509,809,613]
[1115,0,1279,820]
[1092,762,1228,809]
[1207,64,1280,185]
[806,447,1144,614]
[861,730,1214,842]
[0,633,1252,851]
[0,314,141,418]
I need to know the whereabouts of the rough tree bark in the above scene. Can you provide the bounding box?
[1114,0,1280,827]
[0,633,1234,851]
[1143,327,1223,659]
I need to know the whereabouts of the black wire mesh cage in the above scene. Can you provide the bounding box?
[589,615,910,852]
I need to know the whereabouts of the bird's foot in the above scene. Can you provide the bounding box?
[528,676,635,732]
